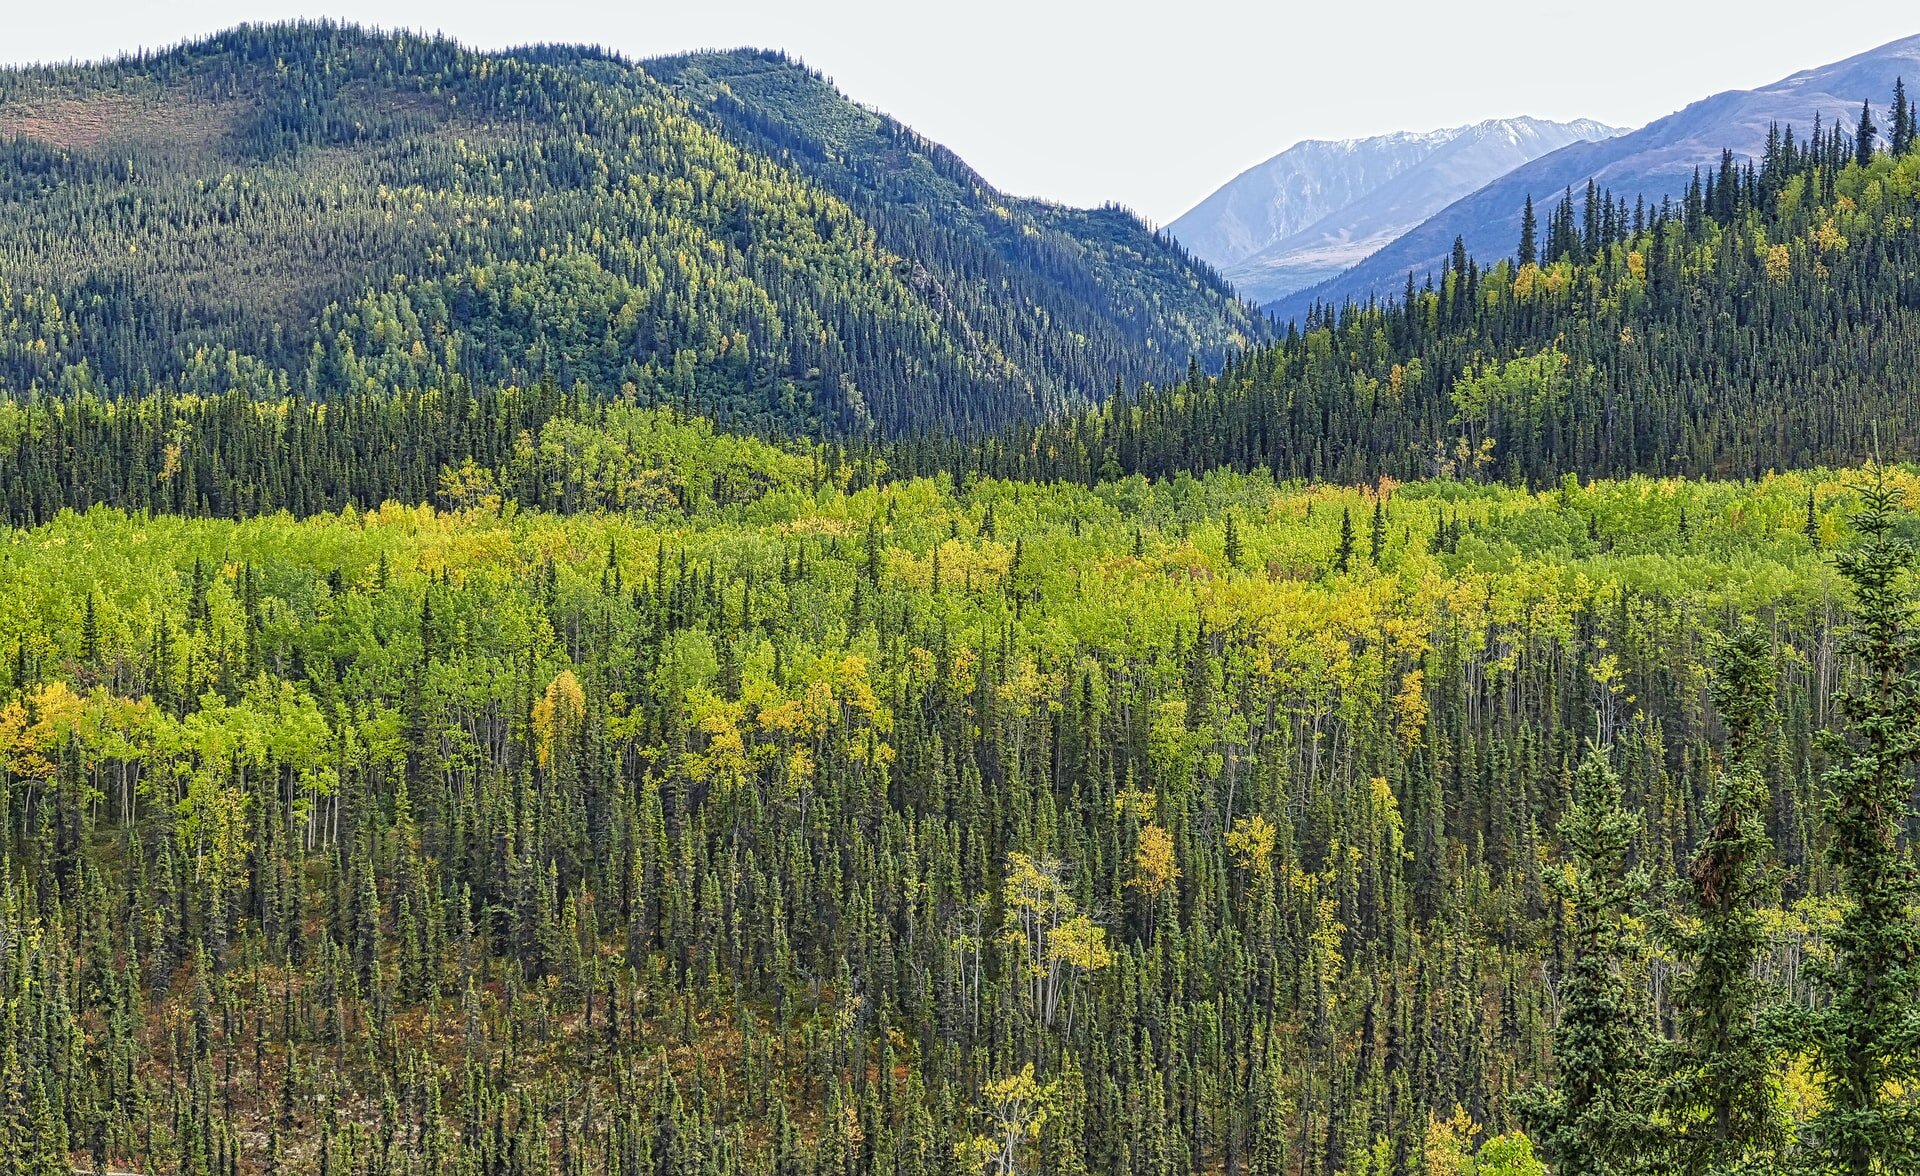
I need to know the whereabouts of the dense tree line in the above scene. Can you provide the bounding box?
[3,429,1917,1172]
[942,87,1920,488]
[0,23,1261,438]
[0,391,837,525]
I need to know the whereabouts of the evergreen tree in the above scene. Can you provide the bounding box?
[1518,195,1539,268]
[1662,626,1787,1173]
[1856,99,1879,168]
[81,593,100,666]
[1807,476,1920,1176]
[1892,78,1913,157]
[1520,745,1661,1176]
[1335,508,1355,573]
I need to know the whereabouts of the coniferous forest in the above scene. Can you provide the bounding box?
[3,20,1920,1176]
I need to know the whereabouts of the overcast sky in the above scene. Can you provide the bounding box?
[7,3,1918,223]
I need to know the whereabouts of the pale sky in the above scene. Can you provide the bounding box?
[7,2,1918,224]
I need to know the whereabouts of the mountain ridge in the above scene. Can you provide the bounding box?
[1169,115,1622,303]
[1268,31,1920,320]
[0,23,1264,437]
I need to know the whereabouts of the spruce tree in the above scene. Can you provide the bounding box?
[1807,476,1920,1176]
[1662,626,1786,1173]
[1856,100,1878,168]
[1520,744,1661,1176]
[1893,78,1913,157]
[1335,508,1355,573]
[81,593,100,666]
[865,517,884,585]
[1519,194,1540,268]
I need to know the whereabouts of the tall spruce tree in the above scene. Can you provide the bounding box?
[1662,625,1787,1173]
[1892,78,1913,157]
[1807,476,1920,1176]
[1856,100,1879,168]
[1520,744,1661,1176]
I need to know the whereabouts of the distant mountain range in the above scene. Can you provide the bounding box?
[1267,32,1920,321]
[1168,117,1621,304]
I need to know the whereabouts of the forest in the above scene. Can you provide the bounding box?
[2,408,1918,1174]
[954,95,1920,488]
[2,20,1919,1176]
[0,24,1262,439]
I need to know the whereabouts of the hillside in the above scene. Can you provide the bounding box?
[0,24,1263,437]
[970,103,1920,488]
[646,49,1269,393]
[8,24,1920,1176]
[1269,31,1920,319]
[14,112,1920,520]
[1170,117,1620,302]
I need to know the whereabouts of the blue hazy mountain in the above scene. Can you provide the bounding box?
[1268,32,1920,321]
[1168,117,1621,304]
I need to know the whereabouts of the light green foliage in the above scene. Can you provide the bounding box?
[0,445,1901,1173]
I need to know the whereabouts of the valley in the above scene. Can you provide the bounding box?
[2,19,1919,1176]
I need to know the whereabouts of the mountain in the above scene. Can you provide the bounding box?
[0,25,1263,437]
[1168,117,1621,303]
[976,112,1920,487]
[1270,32,1920,321]
[645,49,1269,395]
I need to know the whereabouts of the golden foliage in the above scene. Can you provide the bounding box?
[1112,788,1157,823]
[1130,824,1180,899]
[1765,243,1793,284]
[1422,1104,1480,1176]
[532,668,585,768]
[1047,914,1113,973]
[1226,815,1276,875]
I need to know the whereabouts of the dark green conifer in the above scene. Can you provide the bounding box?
[1662,626,1787,1173]
[1856,99,1878,168]
[1892,78,1913,156]
[1521,744,1660,1176]
[1807,476,1920,1176]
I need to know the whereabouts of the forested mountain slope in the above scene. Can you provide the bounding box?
[11,109,1920,525]
[0,24,1262,437]
[1269,32,1920,319]
[965,101,1920,488]
[647,50,1268,387]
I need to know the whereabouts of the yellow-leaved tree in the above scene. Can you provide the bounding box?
[955,1063,1055,1176]
[1002,852,1112,1028]
[1131,823,1181,938]
[532,668,585,769]
[1226,814,1276,876]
